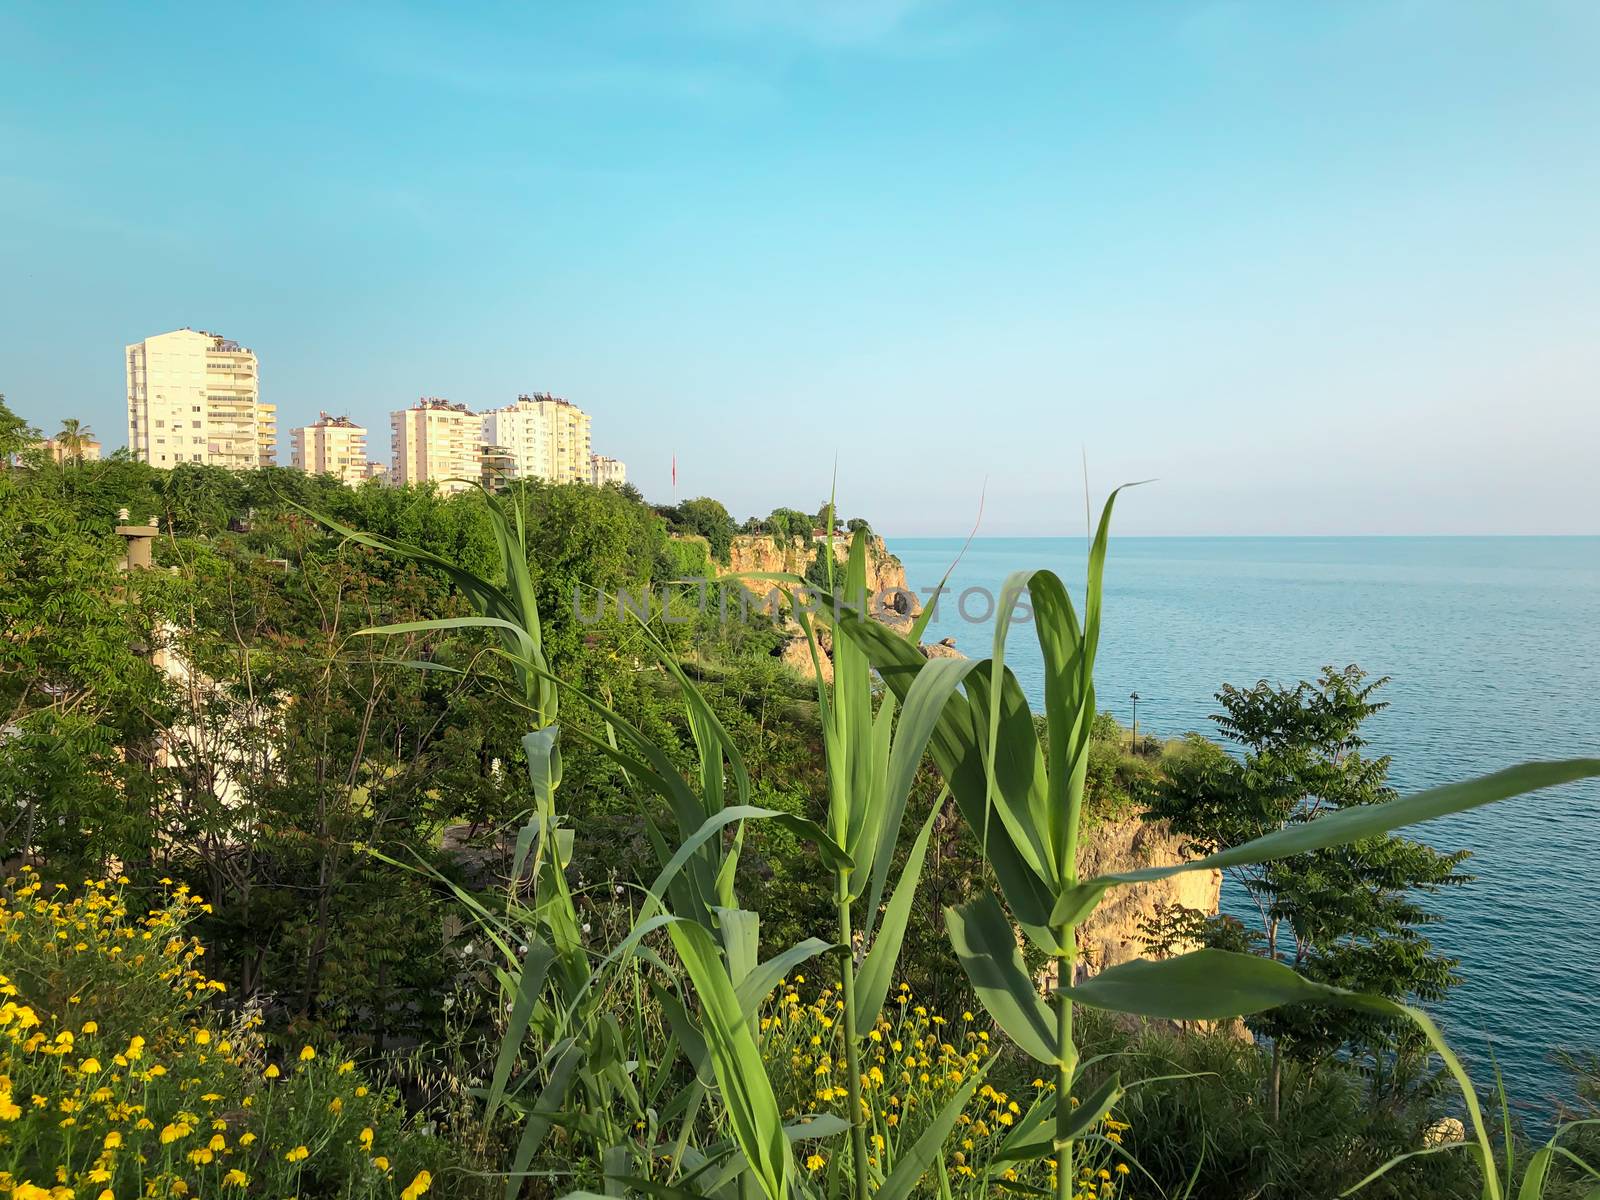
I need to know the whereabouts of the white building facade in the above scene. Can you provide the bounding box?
[126,329,275,468]
[291,413,371,486]
[589,454,626,487]
[480,393,593,484]
[389,399,482,494]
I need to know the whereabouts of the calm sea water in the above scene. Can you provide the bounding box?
[888,535,1600,1114]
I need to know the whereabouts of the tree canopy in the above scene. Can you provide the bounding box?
[1148,666,1471,1088]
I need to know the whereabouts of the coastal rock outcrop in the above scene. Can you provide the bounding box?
[1040,815,1238,1037]
[1074,817,1222,977]
[712,533,926,675]
[725,533,921,626]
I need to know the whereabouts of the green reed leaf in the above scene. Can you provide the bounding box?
[836,610,1057,928]
[1057,758,1600,920]
[667,920,792,1200]
[990,1072,1121,1166]
[484,940,557,1127]
[945,893,1058,1064]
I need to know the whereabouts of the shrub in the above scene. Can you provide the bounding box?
[1074,1008,1478,1200]
[0,871,461,1200]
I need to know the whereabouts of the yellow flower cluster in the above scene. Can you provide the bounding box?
[758,979,1134,1199]
[0,871,432,1200]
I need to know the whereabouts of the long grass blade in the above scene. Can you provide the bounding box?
[485,942,558,1125]
[834,611,1056,928]
[1057,759,1600,919]
[988,1073,1121,1166]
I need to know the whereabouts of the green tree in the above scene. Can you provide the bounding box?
[1147,666,1471,1115]
[764,506,809,544]
[0,393,38,462]
[160,539,483,1038]
[513,479,669,663]
[673,495,737,564]
[0,471,170,869]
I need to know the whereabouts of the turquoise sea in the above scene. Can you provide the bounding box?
[887,535,1600,1115]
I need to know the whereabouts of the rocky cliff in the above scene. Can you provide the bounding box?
[725,533,921,621]
[1074,816,1221,977]
[711,533,924,680]
[1043,813,1236,1036]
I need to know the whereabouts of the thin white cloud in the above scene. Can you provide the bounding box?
[333,12,775,105]
[685,0,1002,53]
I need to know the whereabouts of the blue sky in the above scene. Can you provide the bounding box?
[3,1,1598,534]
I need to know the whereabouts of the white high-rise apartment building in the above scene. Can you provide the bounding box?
[480,393,593,484]
[125,328,275,468]
[291,413,371,486]
[390,398,482,495]
[589,454,626,487]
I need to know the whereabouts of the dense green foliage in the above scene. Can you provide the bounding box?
[4,395,1598,1200]
[657,496,738,564]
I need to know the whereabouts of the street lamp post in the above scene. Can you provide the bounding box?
[1130,691,1141,753]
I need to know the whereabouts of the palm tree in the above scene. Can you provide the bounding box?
[56,418,94,464]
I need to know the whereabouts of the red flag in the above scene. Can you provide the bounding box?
[671,453,676,490]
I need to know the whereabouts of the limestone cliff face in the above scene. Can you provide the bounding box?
[724,533,921,621]
[1047,814,1236,1036]
[1074,817,1221,977]
[715,534,922,681]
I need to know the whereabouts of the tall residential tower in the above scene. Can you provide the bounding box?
[125,329,275,468]
[480,393,593,484]
[389,398,482,494]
